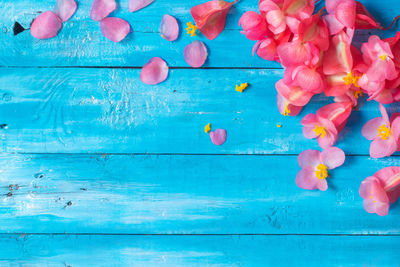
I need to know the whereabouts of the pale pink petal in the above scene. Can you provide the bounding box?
[275,80,313,107]
[301,114,318,139]
[184,40,208,68]
[55,0,77,22]
[129,0,155,12]
[359,177,378,199]
[373,166,400,203]
[209,129,227,146]
[298,150,321,169]
[317,130,337,149]
[390,115,400,141]
[324,14,345,35]
[370,136,397,158]
[335,0,356,28]
[303,126,318,139]
[296,169,318,190]
[317,179,328,191]
[160,14,179,41]
[379,103,390,126]
[375,201,390,216]
[277,93,303,116]
[90,0,116,21]
[100,17,130,42]
[30,11,62,39]
[326,0,343,14]
[140,57,168,85]
[320,147,345,169]
[361,117,384,140]
[277,40,311,67]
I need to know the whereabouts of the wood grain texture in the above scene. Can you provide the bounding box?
[0,0,398,67]
[2,67,399,154]
[0,234,399,266]
[0,153,399,234]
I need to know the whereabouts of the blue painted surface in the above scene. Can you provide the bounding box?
[0,0,399,266]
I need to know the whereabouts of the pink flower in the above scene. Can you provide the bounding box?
[296,147,345,191]
[359,167,400,216]
[301,102,352,149]
[361,104,400,158]
[239,11,268,40]
[277,93,303,117]
[190,0,239,40]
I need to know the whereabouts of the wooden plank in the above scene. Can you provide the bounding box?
[0,234,399,266]
[0,0,399,67]
[0,153,399,234]
[2,67,398,154]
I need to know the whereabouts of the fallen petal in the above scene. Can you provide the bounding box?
[129,0,155,12]
[140,57,169,85]
[100,17,131,42]
[160,14,179,41]
[90,0,116,21]
[184,40,208,68]
[55,0,77,22]
[209,129,227,146]
[30,11,62,39]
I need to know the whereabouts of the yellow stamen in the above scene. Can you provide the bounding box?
[313,125,326,138]
[379,54,388,61]
[186,22,197,37]
[377,124,391,140]
[315,164,328,180]
[343,72,360,87]
[354,89,363,99]
[282,102,291,116]
[235,82,248,93]
[276,124,282,128]
[204,123,211,133]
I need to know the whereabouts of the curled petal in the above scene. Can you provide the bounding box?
[355,2,381,30]
[160,14,179,41]
[209,129,227,146]
[296,169,318,190]
[277,93,303,116]
[298,150,321,169]
[374,166,400,203]
[100,17,130,42]
[184,40,208,68]
[90,0,116,21]
[129,0,155,12]
[30,11,62,39]
[320,147,345,169]
[379,103,390,126]
[55,0,77,22]
[140,57,169,85]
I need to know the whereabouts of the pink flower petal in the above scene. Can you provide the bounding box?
[320,147,345,169]
[370,136,397,158]
[90,0,116,21]
[190,0,238,40]
[209,129,227,146]
[129,0,155,12]
[335,0,356,28]
[100,17,130,42]
[361,117,384,140]
[379,103,390,126]
[298,150,321,169]
[373,167,400,203]
[317,179,328,191]
[317,130,337,149]
[253,38,278,61]
[239,11,268,40]
[296,169,318,190]
[54,0,77,22]
[359,176,377,199]
[184,40,208,68]
[160,14,179,42]
[275,80,313,107]
[277,93,303,116]
[324,14,345,35]
[140,57,169,85]
[292,66,324,94]
[30,11,62,39]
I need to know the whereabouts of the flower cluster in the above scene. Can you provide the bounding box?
[240,0,400,215]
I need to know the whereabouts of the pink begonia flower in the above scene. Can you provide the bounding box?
[160,14,179,42]
[296,147,345,191]
[140,57,169,85]
[301,102,352,149]
[361,104,400,158]
[281,65,325,95]
[90,0,116,21]
[252,30,291,62]
[31,0,77,39]
[277,93,303,116]
[259,0,314,35]
[210,129,227,145]
[190,0,239,40]
[239,11,268,41]
[129,0,155,12]
[100,17,131,42]
[360,167,400,216]
[277,38,320,68]
[184,40,208,68]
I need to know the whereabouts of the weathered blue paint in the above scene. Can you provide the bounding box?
[0,0,400,265]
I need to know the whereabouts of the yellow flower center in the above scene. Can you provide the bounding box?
[313,125,326,138]
[377,124,391,140]
[343,72,360,87]
[354,89,363,99]
[315,164,328,180]
[204,123,211,133]
[379,54,388,61]
[186,22,197,37]
[235,82,248,93]
[282,102,291,116]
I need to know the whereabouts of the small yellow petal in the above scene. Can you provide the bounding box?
[235,82,248,93]
[204,123,211,133]
[276,124,282,128]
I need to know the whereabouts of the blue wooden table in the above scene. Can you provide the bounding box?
[1,0,400,266]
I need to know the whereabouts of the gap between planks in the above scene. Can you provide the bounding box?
[2,233,400,236]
